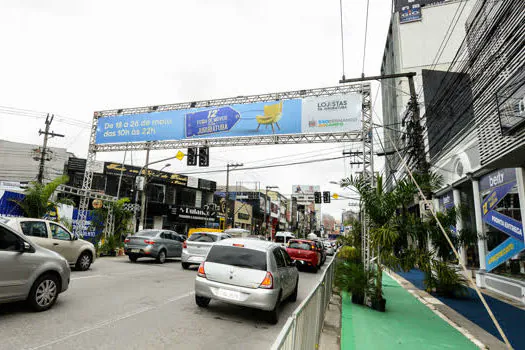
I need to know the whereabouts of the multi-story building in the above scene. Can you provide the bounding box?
[381,0,525,302]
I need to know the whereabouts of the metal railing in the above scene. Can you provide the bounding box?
[271,257,337,350]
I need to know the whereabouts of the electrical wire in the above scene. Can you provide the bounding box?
[339,0,346,79]
[361,0,371,77]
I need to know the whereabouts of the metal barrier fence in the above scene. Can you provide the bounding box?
[271,257,337,350]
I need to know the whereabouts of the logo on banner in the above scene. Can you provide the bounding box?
[483,210,523,241]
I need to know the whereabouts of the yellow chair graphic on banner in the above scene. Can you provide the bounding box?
[256,101,283,133]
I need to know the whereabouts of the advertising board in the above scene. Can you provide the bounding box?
[95,93,362,144]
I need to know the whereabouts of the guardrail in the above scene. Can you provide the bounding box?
[271,256,337,350]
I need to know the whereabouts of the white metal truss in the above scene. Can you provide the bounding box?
[75,82,371,238]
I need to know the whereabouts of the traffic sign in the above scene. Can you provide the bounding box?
[186,106,240,138]
[175,150,185,161]
[332,193,339,199]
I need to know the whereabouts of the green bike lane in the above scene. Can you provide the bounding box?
[341,274,479,350]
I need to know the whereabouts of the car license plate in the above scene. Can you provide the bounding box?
[217,289,242,301]
[131,249,140,253]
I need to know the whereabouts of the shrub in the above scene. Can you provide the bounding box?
[337,246,360,262]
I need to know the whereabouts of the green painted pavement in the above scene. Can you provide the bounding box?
[341,273,479,350]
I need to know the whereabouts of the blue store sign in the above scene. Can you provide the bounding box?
[486,237,525,272]
[483,210,524,242]
[438,191,454,211]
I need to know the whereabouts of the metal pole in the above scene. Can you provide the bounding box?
[226,164,230,228]
[264,187,268,240]
[139,146,150,231]
[116,150,127,199]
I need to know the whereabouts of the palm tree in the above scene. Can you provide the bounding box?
[11,175,73,218]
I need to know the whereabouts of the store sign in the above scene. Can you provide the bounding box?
[95,93,362,144]
[237,212,250,220]
[438,191,454,211]
[486,237,525,271]
[483,210,523,242]
[104,162,188,186]
[479,168,516,192]
[171,206,216,222]
[187,176,199,189]
[198,179,216,191]
[399,3,422,24]
[481,181,516,217]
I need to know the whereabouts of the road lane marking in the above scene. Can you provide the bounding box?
[30,291,195,350]
[70,275,103,281]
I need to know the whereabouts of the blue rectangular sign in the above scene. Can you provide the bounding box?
[399,4,421,24]
[438,191,454,211]
[486,237,525,271]
[94,93,363,144]
[479,168,516,192]
[483,210,524,242]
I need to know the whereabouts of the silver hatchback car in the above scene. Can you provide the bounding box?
[0,222,70,311]
[194,238,299,324]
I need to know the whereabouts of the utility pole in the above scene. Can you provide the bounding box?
[407,75,429,175]
[226,163,243,228]
[264,185,278,240]
[37,114,64,184]
[139,146,151,231]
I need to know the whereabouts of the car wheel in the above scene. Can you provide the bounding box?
[129,255,138,262]
[28,274,59,312]
[75,252,92,271]
[289,279,299,302]
[156,250,166,264]
[267,291,282,324]
[195,295,211,308]
[182,262,190,270]
[312,265,318,273]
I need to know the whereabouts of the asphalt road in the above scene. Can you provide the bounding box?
[0,255,334,350]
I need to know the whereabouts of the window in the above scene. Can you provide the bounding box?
[136,230,160,237]
[20,221,48,238]
[273,249,285,268]
[188,233,218,243]
[289,241,311,250]
[0,226,21,251]
[50,223,71,241]
[280,249,292,266]
[206,246,267,271]
[173,235,185,242]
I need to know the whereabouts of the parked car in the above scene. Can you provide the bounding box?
[194,238,299,324]
[285,239,320,272]
[314,240,327,266]
[3,217,96,271]
[274,231,295,246]
[323,241,335,256]
[182,231,231,269]
[124,229,185,263]
[0,221,70,311]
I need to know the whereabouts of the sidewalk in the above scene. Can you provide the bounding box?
[341,274,479,350]
[397,269,525,350]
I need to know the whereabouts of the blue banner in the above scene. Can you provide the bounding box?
[479,168,516,192]
[399,3,421,24]
[95,93,364,144]
[438,191,454,211]
[486,237,525,271]
[481,181,516,217]
[0,190,24,217]
[483,210,524,242]
[72,209,102,240]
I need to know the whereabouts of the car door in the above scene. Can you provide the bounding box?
[19,220,50,249]
[171,232,183,257]
[280,248,297,294]
[159,232,172,256]
[272,248,289,298]
[0,225,33,301]
[48,222,77,263]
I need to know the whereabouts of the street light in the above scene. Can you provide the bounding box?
[264,185,279,240]
[225,163,243,228]
[329,180,360,194]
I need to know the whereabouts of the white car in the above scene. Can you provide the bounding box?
[3,217,96,271]
[181,231,231,269]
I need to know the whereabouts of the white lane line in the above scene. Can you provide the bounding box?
[70,275,103,281]
[30,291,195,350]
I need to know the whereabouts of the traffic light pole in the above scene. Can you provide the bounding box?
[225,163,243,228]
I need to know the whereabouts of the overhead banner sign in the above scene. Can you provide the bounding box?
[486,237,525,271]
[94,93,362,144]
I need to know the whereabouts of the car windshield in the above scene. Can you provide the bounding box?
[206,246,267,271]
[189,233,218,242]
[289,241,311,250]
[136,230,160,237]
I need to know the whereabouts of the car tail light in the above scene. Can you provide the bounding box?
[183,241,187,249]
[233,243,244,247]
[144,240,156,245]
[311,245,316,250]
[124,238,130,243]
[197,262,206,278]
[259,271,273,289]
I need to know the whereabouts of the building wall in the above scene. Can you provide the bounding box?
[0,140,70,183]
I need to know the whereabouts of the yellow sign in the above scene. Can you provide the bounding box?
[175,150,185,161]
[92,199,103,209]
[332,193,339,199]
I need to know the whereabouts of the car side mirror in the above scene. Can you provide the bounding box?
[20,241,32,252]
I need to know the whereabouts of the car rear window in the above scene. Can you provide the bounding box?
[188,233,218,242]
[136,230,160,237]
[289,241,311,250]
[206,246,267,271]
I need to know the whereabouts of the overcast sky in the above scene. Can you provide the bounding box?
[0,0,392,219]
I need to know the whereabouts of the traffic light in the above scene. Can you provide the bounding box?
[187,147,197,166]
[323,191,331,203]
[314,191,321,204]
[199,147,209,167]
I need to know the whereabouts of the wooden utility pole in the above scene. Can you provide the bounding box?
[37,114,64,183]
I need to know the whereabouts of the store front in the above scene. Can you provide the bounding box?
[168,206,217,236]
[234,201,253,231]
